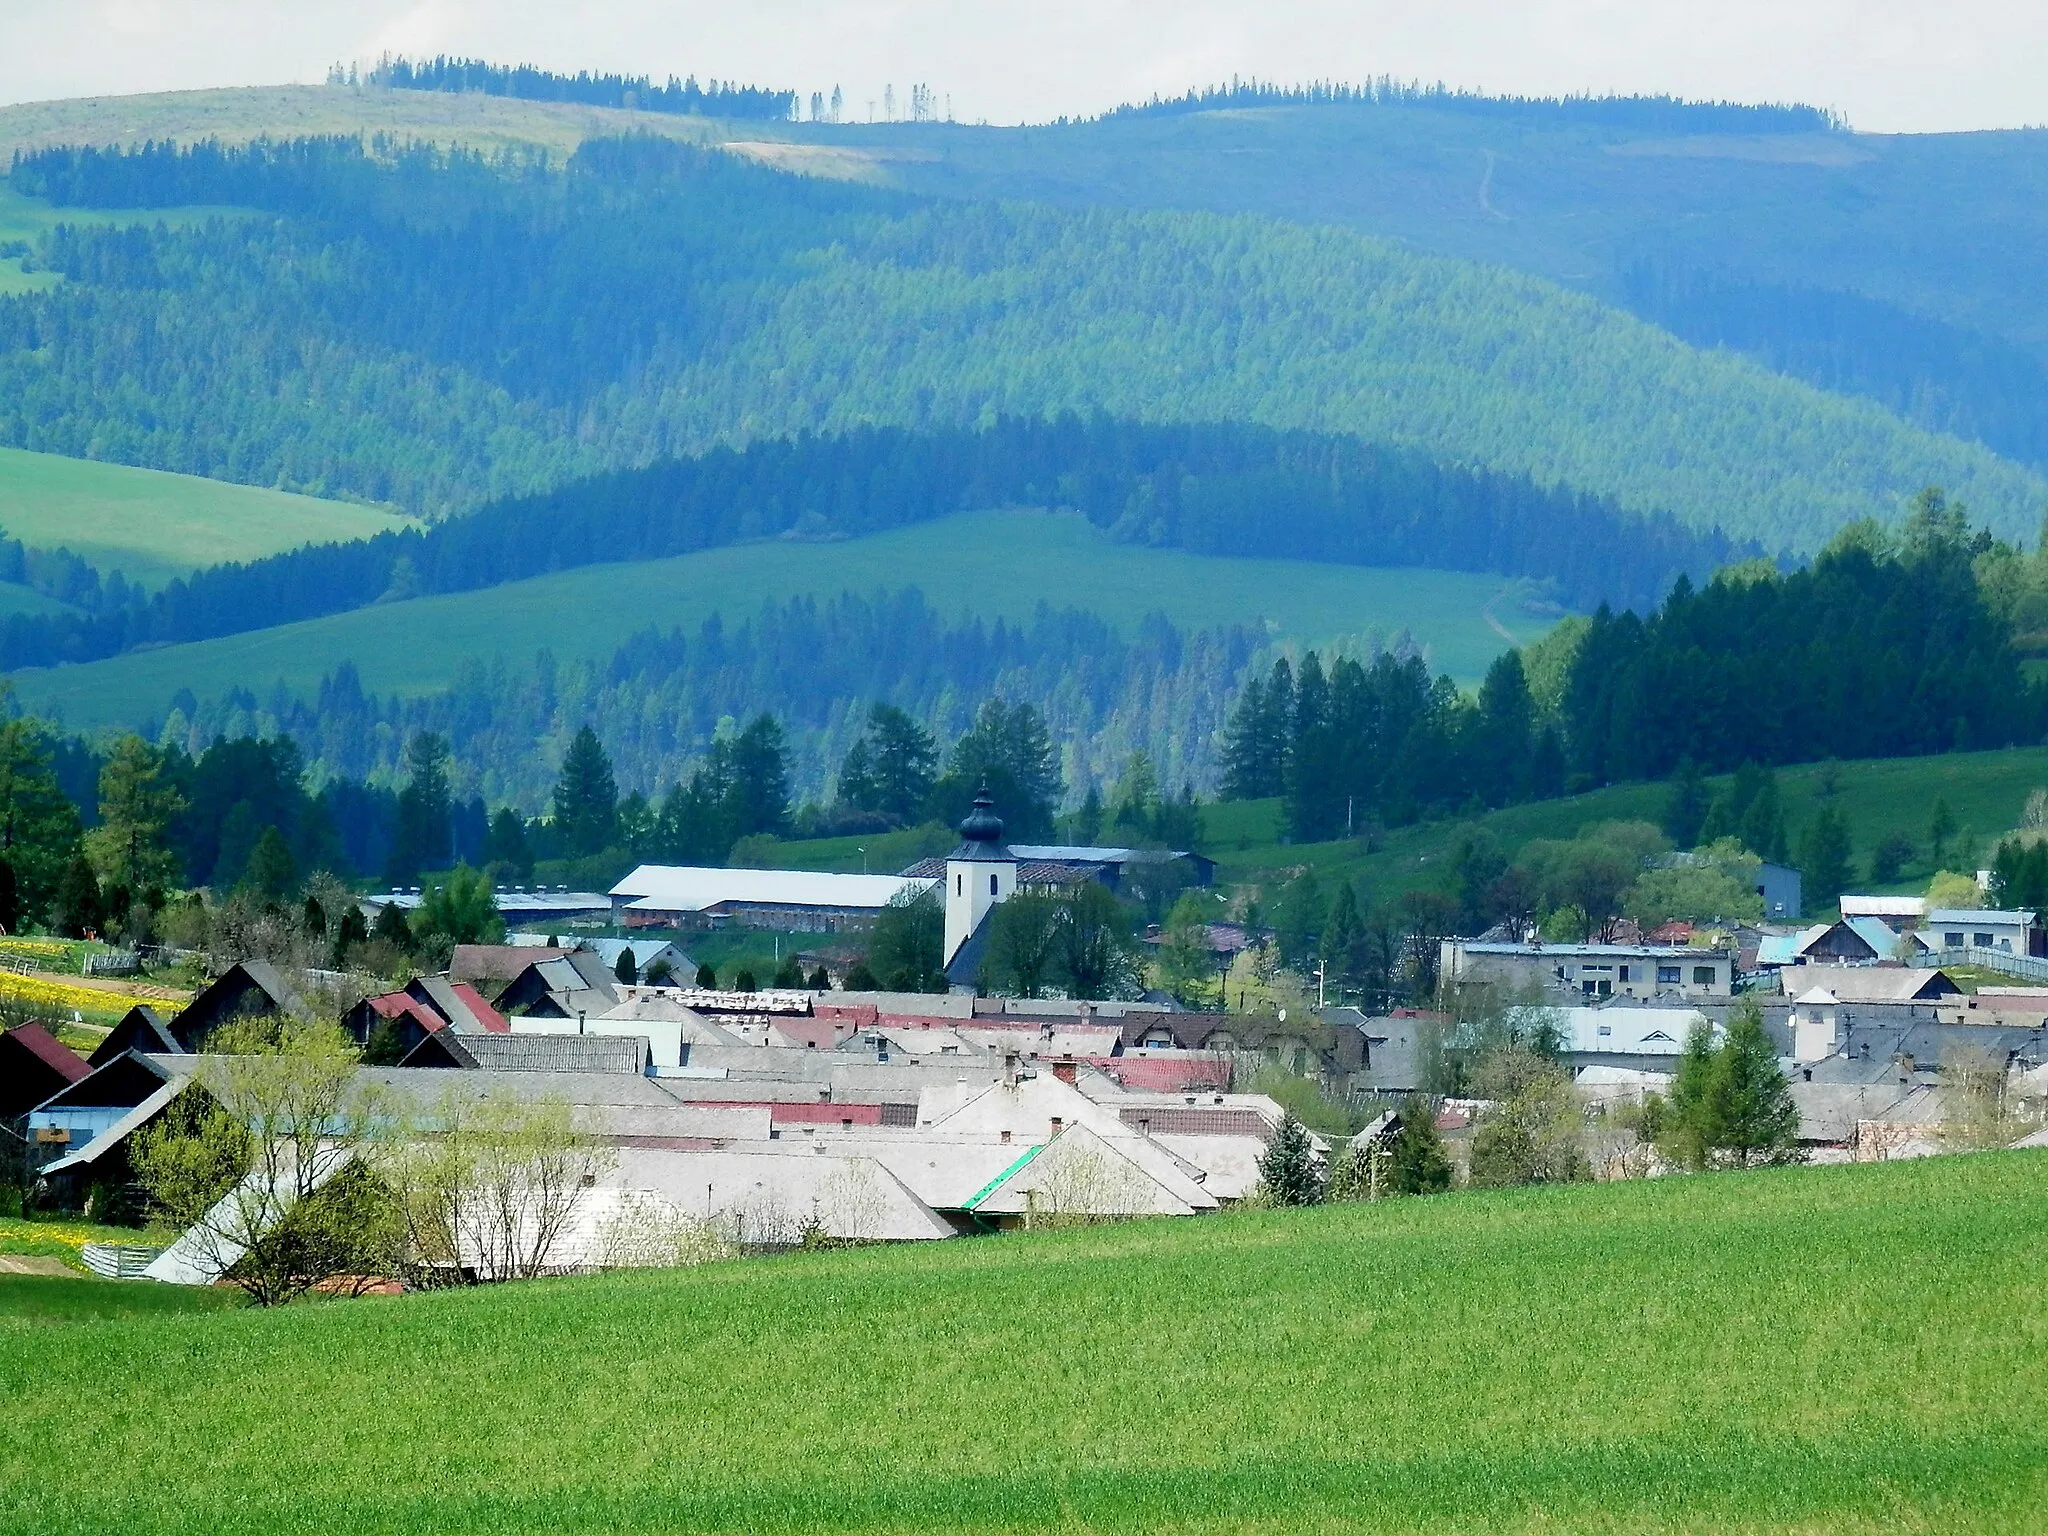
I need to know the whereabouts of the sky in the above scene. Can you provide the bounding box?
[0,1,2042,134]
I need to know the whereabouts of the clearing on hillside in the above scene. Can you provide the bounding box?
[11,509,1549,733]
[1,1152,2042,1532]
[0,445,409,590]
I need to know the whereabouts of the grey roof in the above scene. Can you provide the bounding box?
[408,1032,651,1073]
[1790,1081,1949,1142]
[1456,942,1733,960]
[1778,967,1959,1003]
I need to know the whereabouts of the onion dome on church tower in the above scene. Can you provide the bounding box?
[949,787,1012,861]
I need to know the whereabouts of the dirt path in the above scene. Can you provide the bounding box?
[1477,150,1511,222]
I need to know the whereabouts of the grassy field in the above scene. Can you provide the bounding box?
[13,509,1546,733]
[1,1152,2043,1532]
[0,443,409,590]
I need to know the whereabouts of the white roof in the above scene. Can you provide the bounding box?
[1839,895,1928,919]
[611,864,933,913]
[1926,908,2036,925]
[1563,1006,1711,1055]
[1793,987,1841,1006]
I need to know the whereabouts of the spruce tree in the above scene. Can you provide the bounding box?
[1257,1112,1324,1206]
[806,964,831,989]
[1321,879,1364,993]
[1662,759,1709,848]
[694,961,717,988]
[1663,1018,1720,1170]
[56,851,102,938]
[1387,1095,1453,1195]
[1799,805,1854,912]
[614,948,638,985]
[1709,1001,1802,1166]
[553,725,619,858]
[388,732,453,885]
[84,734,184,893]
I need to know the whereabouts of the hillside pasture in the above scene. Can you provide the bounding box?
[1198,744,2048,908]
[0,444,409,590]
[12,509,1545,733]
[0,1152,2042,1532]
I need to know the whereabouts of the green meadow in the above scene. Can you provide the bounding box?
[2,1152,2043,1533]
[14,509,1544,733]
[0,444,409,590]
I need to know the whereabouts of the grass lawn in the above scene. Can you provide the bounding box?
[0,1273,238,1328]
[0,443,410,591]
[0,1152,2043,1532]
[0,1215,170,1271]
[14,509,1545,734]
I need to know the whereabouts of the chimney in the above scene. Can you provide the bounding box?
[1052,1056,1077,1085]
[1896,1051,1915,1084]
[1004,1049,1023,1086]
[1000,1129,1012,1144]
[1049,1116,1065,1138]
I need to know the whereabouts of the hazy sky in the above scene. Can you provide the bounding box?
[2,1,2042,134]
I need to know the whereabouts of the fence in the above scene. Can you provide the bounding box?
[82,950,141,978]
[79,1244,163,1280]
[1923,945,2048,985]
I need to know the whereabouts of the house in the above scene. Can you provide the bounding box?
[609,865,931,933]
[87,1004,183,1067]
[1559,1006,1713,1069]
[902,844,1216,894]
[0,1023,88,1122]
[1838,895,1928,932]
[364,887,613,926]
[400,1031,651,1074]
[575,938,694,983]
[169,959,305,1049]
[1756,862,1804,921]
[448,943,570,995]
[493,949,622,1019]
[1440,940,1735,1002]
[1774,967,1960,1005]
[1922,908,2043,958]
[342,976,508,1056]
[26,1051,200,1205]
[1796,916,1915,964]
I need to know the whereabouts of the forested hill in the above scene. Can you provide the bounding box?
[4,134,2036,551]
[0,415,1744,673]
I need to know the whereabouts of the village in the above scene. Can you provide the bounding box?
[6,787,2044,1292]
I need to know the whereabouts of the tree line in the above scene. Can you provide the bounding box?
[341,55,797,119]
[0,412,1740,672]
[155,587,1260,816]
[1106,81,1841,135]
[1221,491,2047,844]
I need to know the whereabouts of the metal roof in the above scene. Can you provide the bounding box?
[1926,908,2037,925]
[611,864,933,912]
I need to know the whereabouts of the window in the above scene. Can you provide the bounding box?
[1618,965,1631,982]
[1691,966,1715,986]
[990,873,999,896]
[1657,965,1681,985]
[1596,1024,1612,1037]
[1945,931,1964,947]
[1974,932,1995,948]
[1597,980,1612,997]
[955,874,962,896]
[1582,980,1597,995]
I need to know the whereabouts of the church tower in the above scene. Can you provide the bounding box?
[944,787,1017,969]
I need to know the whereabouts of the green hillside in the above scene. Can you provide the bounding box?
[4,1153,2044,1532]
[5,131,2040,553]
[1196,744,2048,907]
[10,509,1543,733]
[0,444,408,589]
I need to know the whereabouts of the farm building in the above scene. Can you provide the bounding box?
[610,865,931,933]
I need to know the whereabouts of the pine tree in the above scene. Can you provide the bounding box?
[1799,804,1854,913]
[1321,879,1364,992]
[806,964,830,989]
[244,827,298,899]
[84,734,184,893]
[1256,1112,1324,1206]
[773,953,804,988]
[553,725,619,858]
[388,732,453,885]
[1929,797,1956,867]
[694,961,717,988]
[614,948,638,984]
[1387,1095,1453,1194]
[1662,759,1709,848]
[1708,1001,1802,1166]
[864,705,938,823]
[483,807,533,876]
[56,851,103,938]
[1663,1017,1720,1170]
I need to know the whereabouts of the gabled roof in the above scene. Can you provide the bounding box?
[1780,966,1959,1003]
[2,1022,89,1085]
[448,944,569,986]
[88,1005,184,1067]
[1926,908,2038,925]
[401,1031,650,1073]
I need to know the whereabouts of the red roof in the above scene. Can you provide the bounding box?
[446,981,509,1033]
[2,1023,89,1084]
[1091,1055,1231,1093]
